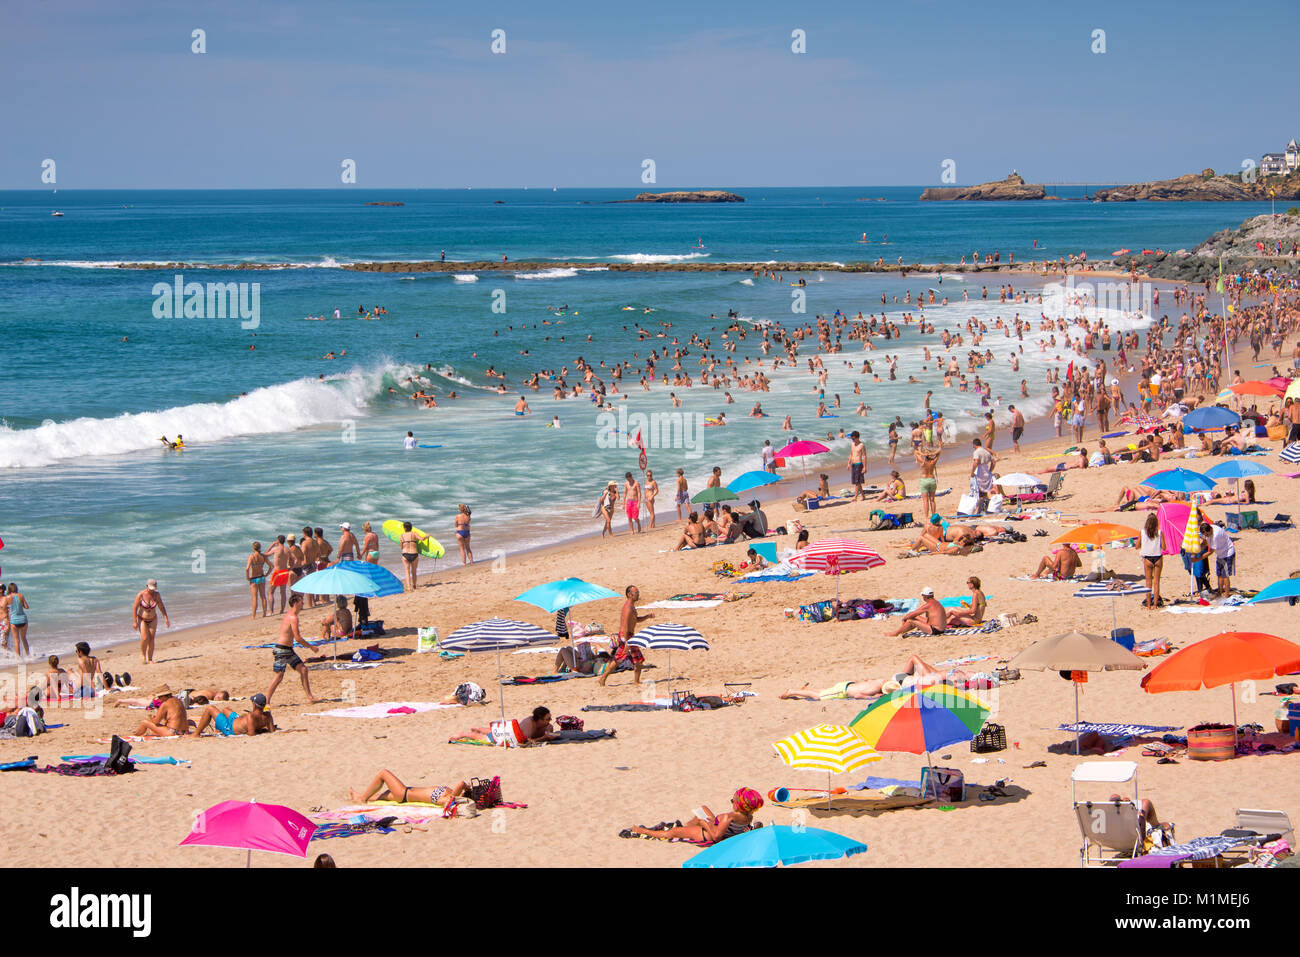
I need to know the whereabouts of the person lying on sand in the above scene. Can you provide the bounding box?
[945,576,986,627]
[1032,545,1082,580]
[189,693,275,736]
[620,787,762,842]
[885,587,948,636]
[905,517,977,556]
[438,681,488,706]
[1036,448,1088,474]
[131,685,191,736]
[349,769,468,807]
[448,706,559,746]
[113,687,229,708]
[780,655,944,700]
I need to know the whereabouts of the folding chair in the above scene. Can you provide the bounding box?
[1044,472,1065,499]
[1072,761,1144,867]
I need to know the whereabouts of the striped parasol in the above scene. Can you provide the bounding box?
[787,539,886,600]
[1281,443,1300,465]
[1180,503,1204,597]
[1073,580,1152,633]
[773,724,881,805]
[442,618,557,721]
[628,622,709,690]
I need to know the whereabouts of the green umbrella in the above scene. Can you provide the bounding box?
[691,487,738,504]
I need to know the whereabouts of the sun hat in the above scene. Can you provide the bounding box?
[152,684,173,697]
[882,679,903,694]
[340,522,351,530]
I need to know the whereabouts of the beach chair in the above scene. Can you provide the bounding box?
[1229,808,1294,846]
[1072,761,1144,867]
[1044,472,1065,500]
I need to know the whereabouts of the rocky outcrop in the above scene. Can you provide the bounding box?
[364,201,405,206]
[1112,212,1300,280]
[621,190,745,203]
[920,172,1046,201]
[1094,169,1300,202]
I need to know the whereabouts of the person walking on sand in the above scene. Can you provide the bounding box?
[131,580,169,665]
[915,444,941,521]
[246,541,270,618]
[1009,405,1025,453]
[266,534,291,613]
[597,482,618,537]
[2,583,30,659]
[454,504,474,564]
[624,471,643,534]
[266,594,321,705]
[644,470,659,529]
[848,430,867,501]
[598,585,654,686]
[399,521,426,591]
[674,469,689,520]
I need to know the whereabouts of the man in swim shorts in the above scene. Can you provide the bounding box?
[885,587,948,637]
[266,595,321,705]
[848,430,867,501]
[189,693,276,736]
[624,471,643,534]
[674,468,689,520]
[265,534,291,614]
[598,585,653,686]
[131,685,190,736]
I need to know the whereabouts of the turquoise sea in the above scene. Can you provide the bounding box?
[0,187,1274,651]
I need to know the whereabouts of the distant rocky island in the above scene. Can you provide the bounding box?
[920,172,1045,201]
[620,190,744,203]
[364,201,404,206]
[1094,169,1300,202]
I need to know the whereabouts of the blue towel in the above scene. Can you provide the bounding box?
[60,754,183,765]
[850,776,924,791]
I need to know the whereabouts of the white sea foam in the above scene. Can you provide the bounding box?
[0,363,417,469]
[608,252,709,264]
[513,268,579,280]
[452,273,479,282]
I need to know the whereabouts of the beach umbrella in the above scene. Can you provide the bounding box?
[773,723,881,807]
[786,538,885,600]
[333,561,403,598]
[1205,460,1273,506]
[627,622,708,690]
[1282,443,1300,465]
[1268,377,1292,392]
[995,472,1043,489]
[849,684,990,773]
[1182,406,1240,432]
[1142,468,1215,494]
[1052,523,1139,548]
[691,486,739,505]
[1141,631,1300,748]
[1010,630,1146,753]
[292,564,399,664]
[442,618,555,721]
[1181,503,1204,596]
[179,800,316,867]
[1073,579,1153,631]
[1229,381,1284,397]
[513,578,619,613]
[775,439,830,491]
[1247,577,1300,604]
[682,824,867,869]
[727,470,781,494]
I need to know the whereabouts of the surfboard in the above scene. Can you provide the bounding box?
[1101,432,1127,439]
[416,444,443,449]
[381,519,445,559]
[819,414,839,418]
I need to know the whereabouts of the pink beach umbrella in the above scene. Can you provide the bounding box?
[179,800,317,867]
[775,440,831,493]
[788,538,886,601]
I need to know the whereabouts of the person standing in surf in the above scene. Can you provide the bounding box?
[674,469,689,521]
[454,504,473,565]
[399,521,426,591]
[131,579,169,665]
[246,542,270,618]
[848,431,867,501]
[624,471,643,534]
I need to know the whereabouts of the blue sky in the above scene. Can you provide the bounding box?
[3,0,1296,188]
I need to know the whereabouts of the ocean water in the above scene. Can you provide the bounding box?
[0,188,1271,652]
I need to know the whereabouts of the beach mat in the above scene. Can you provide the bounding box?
[303,701,459,719]
[1059,722,1180,736]
[901,621,1002,638]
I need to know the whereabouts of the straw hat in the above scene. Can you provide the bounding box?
[882,679,902,694]
[152,684,174,697]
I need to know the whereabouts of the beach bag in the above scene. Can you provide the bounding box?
[488,720,526,748]
[920,766,965,802]
[556,715,583,731]
[785,519,803,537]
[469,776,502,809]
[957,493,980,515]
[454,682,486,706]
[416,627,438,653]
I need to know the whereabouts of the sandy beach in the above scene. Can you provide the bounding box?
[6,364,1300,868]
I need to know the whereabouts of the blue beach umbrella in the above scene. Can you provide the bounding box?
[681,824,867,868]
[1205,460,1273,505]
[513,578,620,613]
[1247,578,1300,605]
[1141,468,1216,494]
[727,470,781,494]
[333,561,403,598]
[1182,406,1240,432]
[291,566,385,597]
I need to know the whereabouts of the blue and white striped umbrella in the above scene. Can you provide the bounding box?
[1281,443,1300,465]
[1074,581,1151,632]
[627,623,709,690]
[442,618,556,720]
[627,623,710,652]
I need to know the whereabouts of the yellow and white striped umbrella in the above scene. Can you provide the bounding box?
[1181,503,1202,554]
[773,724,881,775]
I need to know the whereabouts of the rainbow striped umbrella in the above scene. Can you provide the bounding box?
[850,684,990,770]
[773,724,881,806]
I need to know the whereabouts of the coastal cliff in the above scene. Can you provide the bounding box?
[621,190,745,203]
[1094,169,1300,202]
[920,172,1046,201]
[1113,212,1300,280]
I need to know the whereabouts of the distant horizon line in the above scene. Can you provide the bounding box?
[0,183,1126,193]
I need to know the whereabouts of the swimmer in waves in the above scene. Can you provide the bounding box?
[704,413,727,427]
[159,435,184,450]
[749,403,766,417]
[513,396,532,416]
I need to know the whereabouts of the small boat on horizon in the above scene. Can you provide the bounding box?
[51,210,63,217]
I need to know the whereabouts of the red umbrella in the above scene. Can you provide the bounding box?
[775,440,831,494]
[788,538,885,600]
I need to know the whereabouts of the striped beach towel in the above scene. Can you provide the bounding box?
[1059,722,1179,736]
[903,621,1002,638]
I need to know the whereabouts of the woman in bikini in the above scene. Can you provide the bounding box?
[672,512,707,551]
[131,580,169,664]
[362,521,380,564]
[454,504,473,565]
[2,583,30,659]
[643,470,659,529]
[946,576,987,627]
[246,541,270,618]
[349,769,469,808]
[596,482,618,538]
[621,787,762,842]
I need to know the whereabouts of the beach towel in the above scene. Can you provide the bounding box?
[850,776,924,791]
[773,794,932,814]
[1134,639,1172,657]
[311,821,397,840]
[642,599,724,609]
[1163,600,1245,615]
[1009,574,1086,582]
[901,621,1002,638]
[1144,836,1239,862]
[582,703,668,712]
[500,673,585,686]
[551,728,616,743]
[61,754,187,765]
[303,701,459,719]
[511,646,561,654]
[1059,722,1180,736]
[737,571,813,583]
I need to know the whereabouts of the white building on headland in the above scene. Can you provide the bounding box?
[1261,139,1299,177]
